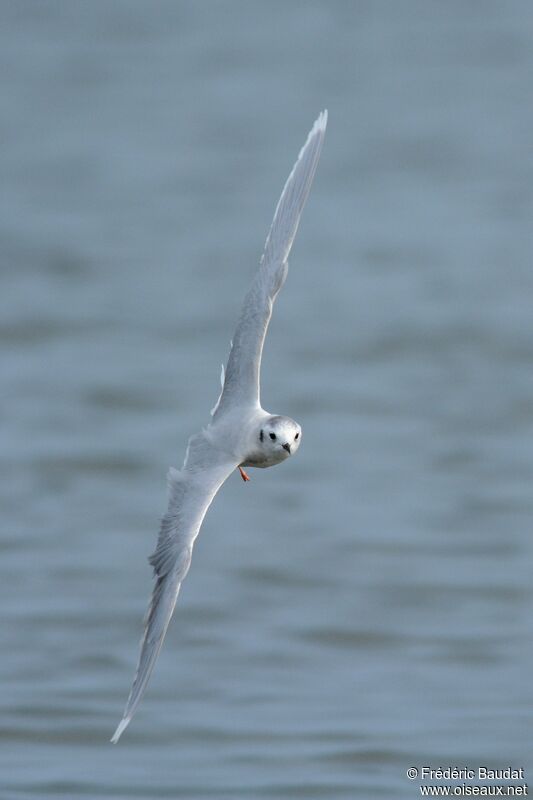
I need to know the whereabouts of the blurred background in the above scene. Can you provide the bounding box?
[1,1,532,797]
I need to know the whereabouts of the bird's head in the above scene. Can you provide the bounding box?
[259,415,301,461]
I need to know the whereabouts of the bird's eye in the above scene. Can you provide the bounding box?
[269,432,277,441]
[295,432,299,439]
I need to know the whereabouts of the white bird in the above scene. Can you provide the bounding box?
[111,111,328,743]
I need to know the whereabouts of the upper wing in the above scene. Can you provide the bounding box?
[111,431,237,742]
[213,110,327,418]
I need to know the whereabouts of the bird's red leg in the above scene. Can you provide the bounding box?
[238,466,251,482]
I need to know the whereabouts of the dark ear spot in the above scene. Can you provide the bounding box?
[259,429,264,442]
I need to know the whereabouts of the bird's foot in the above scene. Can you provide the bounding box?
[238,466,250,482]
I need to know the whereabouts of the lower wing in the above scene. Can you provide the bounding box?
[111,432,236,742]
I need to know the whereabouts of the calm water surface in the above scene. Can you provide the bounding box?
[1,2,533,797]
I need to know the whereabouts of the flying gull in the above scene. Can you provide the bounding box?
[112,111,328,742]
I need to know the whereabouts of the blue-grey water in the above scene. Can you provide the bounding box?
[1,2,532,797]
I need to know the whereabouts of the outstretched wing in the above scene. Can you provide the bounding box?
[111,431,237,742]
[213,110,327,418]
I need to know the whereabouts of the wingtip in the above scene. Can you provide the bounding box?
[296,110,328,162]
[291,110,328,177]
[313,109,328,134]
[110,716,130,744]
